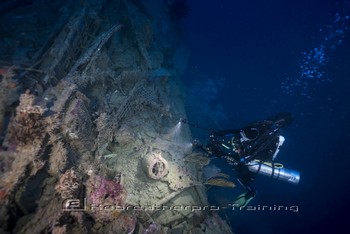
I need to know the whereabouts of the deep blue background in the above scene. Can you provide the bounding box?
[182,0,350,233]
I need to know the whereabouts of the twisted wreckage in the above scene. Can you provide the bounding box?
[0,0,232,233]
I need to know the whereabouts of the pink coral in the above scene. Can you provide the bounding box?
[89,175,125,204]
[86,174,127,222]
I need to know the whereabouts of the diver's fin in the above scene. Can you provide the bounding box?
[233,192,254,208]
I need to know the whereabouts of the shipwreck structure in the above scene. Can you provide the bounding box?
[0,0,232,233]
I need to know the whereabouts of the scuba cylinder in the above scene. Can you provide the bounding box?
[247,160,300,184]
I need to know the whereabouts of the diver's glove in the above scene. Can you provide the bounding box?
[233,191,256,208]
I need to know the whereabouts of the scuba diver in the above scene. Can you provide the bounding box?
[185,112,300,208]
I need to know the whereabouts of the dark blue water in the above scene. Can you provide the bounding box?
[183,0,350,233]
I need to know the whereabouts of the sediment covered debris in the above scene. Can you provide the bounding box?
[0,0,232,233]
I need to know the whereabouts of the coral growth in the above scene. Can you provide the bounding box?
[55,169,81,199]
[86,173,126,221]
[6,90,47,147]
[0,0,234,233]
[48,140,69,176]
[88,174,125,204]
